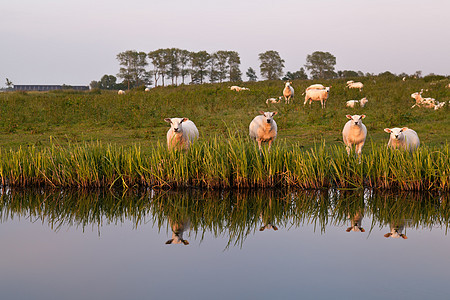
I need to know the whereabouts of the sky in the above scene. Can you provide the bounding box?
[1,0,449,86]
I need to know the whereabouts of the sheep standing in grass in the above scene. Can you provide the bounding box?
[342,114,367,156]
[305,84,325,92]
[249,111,278,151]
[346,80,364,91]
[304,87,330,108]
[164,117,199,150]
[283,81,294,104]
[383,127,420,151]
[346,97,368,108]
[118,90,125,95]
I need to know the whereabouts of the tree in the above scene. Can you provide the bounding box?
[228,51,242,82]
[304,51,336,79]
[213,51,229,83]
[246,67,258,81]
[116,50,148,89]
[337,70,360,78]
[208,54,219,83]
[259,50,285,80]
[5,78,13,90]
[178,49,191,84]
[282,67,308,81]
[166,48,181,85]
[148,49,171,87]
[190,51,210,84]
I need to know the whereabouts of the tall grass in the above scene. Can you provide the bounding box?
[0,135,448,191]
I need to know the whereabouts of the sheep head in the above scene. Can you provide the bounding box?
[164,117,189,133]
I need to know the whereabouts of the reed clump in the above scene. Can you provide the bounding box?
[0,136,448,191]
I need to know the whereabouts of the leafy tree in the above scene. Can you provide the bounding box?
[282,67,308,81]
[166,48,181,85]
[228,51,242,82]
[5,78,13,90]
[116,50,148,89]
[178,49,191,84]
[337,70,360,78]
[304,51,336,79]
[213,51,229,83]
[246,67,258,81]
[190,51,210,84]
[208,54,219,83]
[259,50,285,80]
[148,49,170,86]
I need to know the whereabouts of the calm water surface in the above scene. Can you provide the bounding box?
[0,188,449,300]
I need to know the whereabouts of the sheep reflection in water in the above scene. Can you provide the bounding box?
[384,220,409,239]
[165,218,190,245]
[346,210,365,233]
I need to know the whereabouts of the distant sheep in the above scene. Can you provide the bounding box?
[283,81,294,104]
[164,117,199,150]
[383,127,420,152]
[346,80,364,91]
[342,114,367,156]
[346,97,368,108]
[266,97,282,104]
[118,90,125,95]
[249,111,278,151]
[145,87,150,92]
[230,86,250,92]
[304,87,330,108]
[410,91,444,109]
[305,84,325,92]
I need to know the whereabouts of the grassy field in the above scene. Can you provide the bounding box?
[0,75,449,150]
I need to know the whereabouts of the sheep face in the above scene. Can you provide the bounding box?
[164,117,188,133]
[346,114,365,126]
[285,81,292,87]
[384,127,408,141]
[259,111,277,124]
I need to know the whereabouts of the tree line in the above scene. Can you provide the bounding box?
[90,49,418,90]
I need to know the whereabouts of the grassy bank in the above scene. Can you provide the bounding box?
[0,75,449,149]
[0,138,448,191]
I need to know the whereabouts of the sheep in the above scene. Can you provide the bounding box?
[266,96,283,104]
[165,218,190,245]
[384,221,408,239]
[164,117,199,150]
[230,86,250,92]
[304,87,330,108]
[118,90,125,95]
[346,80,364,91]
[342,114,367,156]
[410,91,440,109]
[283,81,294,104]
[383,127,420,152]
[144,87,150,92]
[249,111,278,151]
[305,84,325,91]
[346,97,368,108]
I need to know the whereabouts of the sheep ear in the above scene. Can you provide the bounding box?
[346,227,352,232]
[182,239,189,245]
[360,228,365,232]
[384,233,391,238]
[259,111,265,115]
[360,115,366,119]
[165,239,174,244]
[272,111,278,116]
[259,227,265,231]
[401,127,408,132]
[346,115,352,119]
[273,225,278,231]
[181,118,189,123]
[401,234,408,239]
[384,128,392,133]
[164,118,172,123]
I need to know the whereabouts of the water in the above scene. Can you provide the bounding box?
[0,188,449,300]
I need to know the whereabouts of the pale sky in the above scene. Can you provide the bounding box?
[1,0,449,86]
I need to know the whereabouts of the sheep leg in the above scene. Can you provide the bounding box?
[268,140,273,152]
[257,140,262,151]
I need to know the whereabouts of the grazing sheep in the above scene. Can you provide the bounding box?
[346,80,364,91]
[342,114,367,156]
[118,90,125,95]
[164,117,199,150]
[166,218,190,245]
[266,96,283,104]
[346,97,368,108]
[249,111,278,151]
[346,211,365,233]
[383,127,420,151]
[283,81,294,104]
[304,87,330,108]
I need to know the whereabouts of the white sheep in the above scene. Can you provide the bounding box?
[165,218,190,245]
[118,90,125,95]
[346,80,364,91]
[144,87,150,92]
[346,97,368,108]
[342,114,367,156]
[410,91,440,109]
[384,222,408,239]
[304,87,330,108]
[164,117,199,150]
[305,84,325,91]
[230,86,250,92]
[383,127,420,152]
[266,96,283,104]
[346,211,365,233]
[283,81,294,104]
[249,111,278,151]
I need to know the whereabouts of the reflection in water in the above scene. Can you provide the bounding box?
[0,188,448,246]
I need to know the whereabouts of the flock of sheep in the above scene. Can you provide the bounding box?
[164,80,426,156]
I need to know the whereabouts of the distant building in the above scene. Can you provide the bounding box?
[13,85,90,91]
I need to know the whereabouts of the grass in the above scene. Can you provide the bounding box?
[0,137,448,191]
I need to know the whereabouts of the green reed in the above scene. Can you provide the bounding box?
[0,136,448,191]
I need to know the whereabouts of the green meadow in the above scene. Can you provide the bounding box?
[0,75,448,190]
